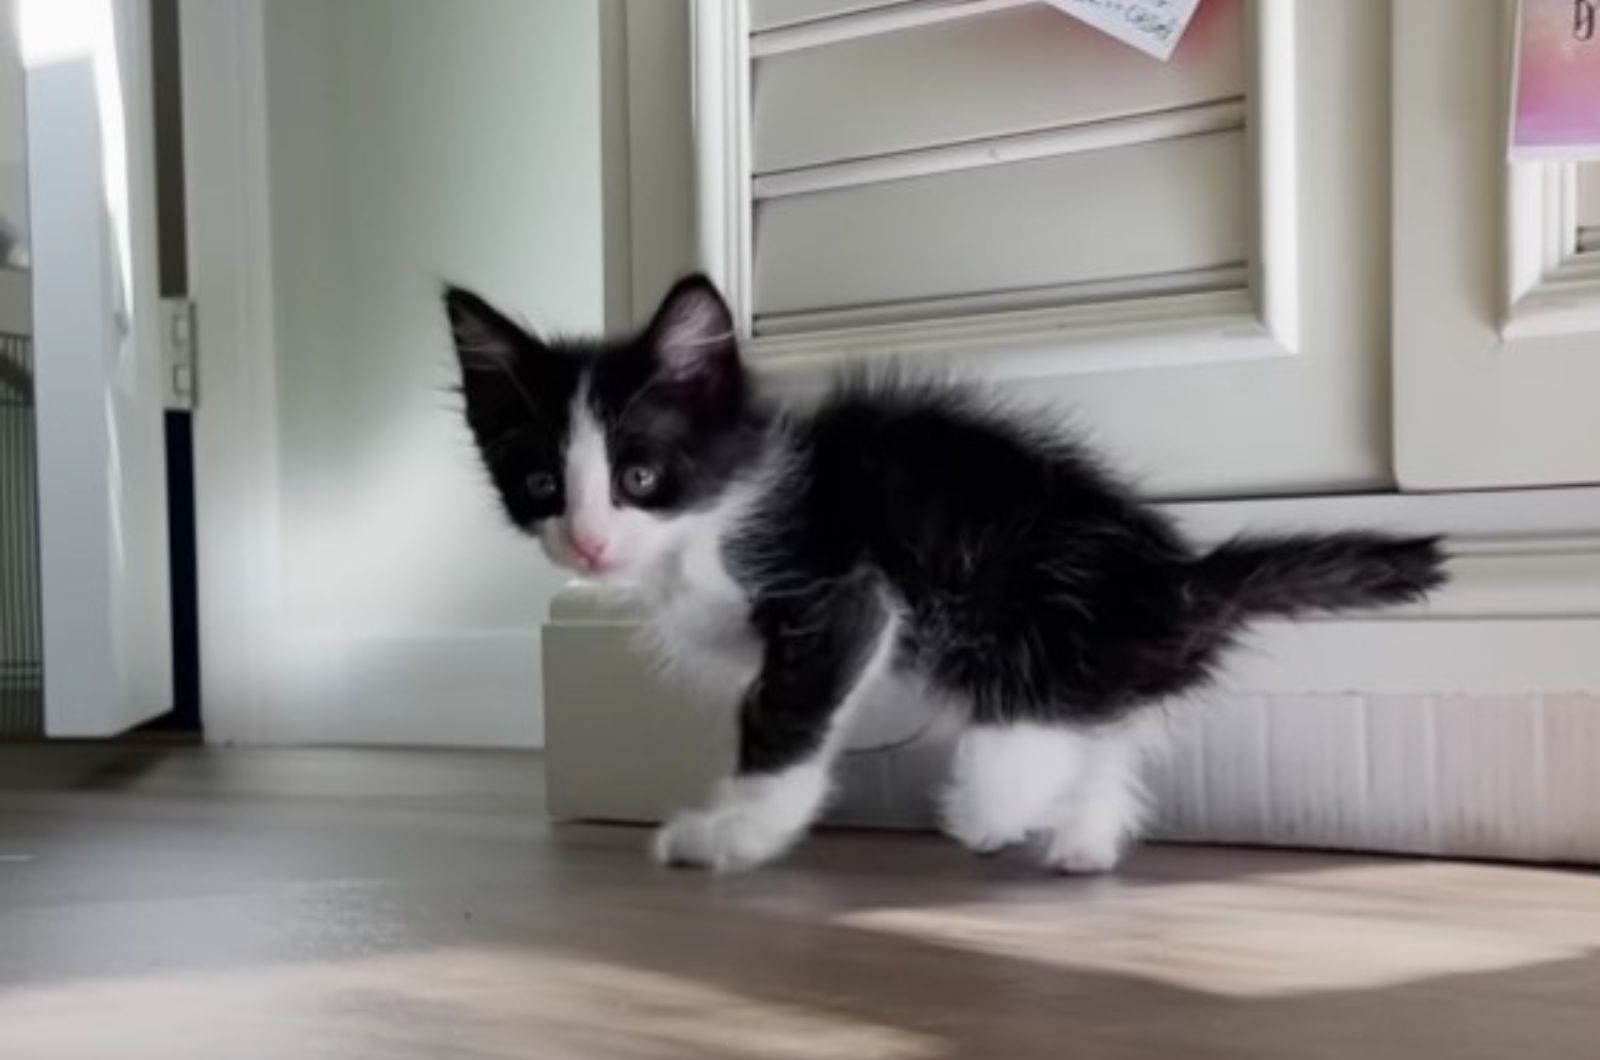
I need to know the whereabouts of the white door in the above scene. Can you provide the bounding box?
[692,0,1393,499]
[22,0,172,735]
[1395,0,1600,492]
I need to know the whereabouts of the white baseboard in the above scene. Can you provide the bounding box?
[545,590,1600,865]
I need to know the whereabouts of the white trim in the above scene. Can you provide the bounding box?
[697,0,1302,379]
[1167,488,1600,621]
[1224,619,1600,695]
[751,0,1035,57]
[752,289,1293,384]
[618,0,700,327]
[1504,162,1566,318]
[598,0,634,332]
[1499,160,1600,338]
[750,0,916,33]
[752,100,1245,199]
[1502,248,1600,340]
[1165,484,1600,542]
[1248,0,1299,356]
[1500,7,1600,345]
[180,0,283,744]
[755,264,1247,336]
[692,0,754,337]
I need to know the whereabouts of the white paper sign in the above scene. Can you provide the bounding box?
[1042,0,1205,61]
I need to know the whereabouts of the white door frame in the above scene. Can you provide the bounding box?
[177,0,281,743]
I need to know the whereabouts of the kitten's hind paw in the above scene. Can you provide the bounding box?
[1034,826,1130,875]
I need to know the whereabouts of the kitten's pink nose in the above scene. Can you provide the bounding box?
[569,533,609,571]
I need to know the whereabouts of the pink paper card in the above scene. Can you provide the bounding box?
[1511,0,1600,159]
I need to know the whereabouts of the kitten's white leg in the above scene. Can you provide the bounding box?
[940,723,1088,855]
[653,763,831,872]
[1034,724,1152,874]
[654,600,901,872]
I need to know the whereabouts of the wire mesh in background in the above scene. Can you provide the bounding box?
[1,329,42,737]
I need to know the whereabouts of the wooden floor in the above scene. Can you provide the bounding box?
[2,747,1599,1059]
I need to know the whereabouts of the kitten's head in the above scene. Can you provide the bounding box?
[445,275,761,583]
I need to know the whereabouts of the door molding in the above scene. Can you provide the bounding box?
[1394,0,1600,491]
[178,0,281,743]
[1504,162,1600,339]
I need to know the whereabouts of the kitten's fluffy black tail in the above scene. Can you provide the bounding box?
[1188,533,1449,622]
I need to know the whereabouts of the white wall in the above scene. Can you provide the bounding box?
[255,0,603,746]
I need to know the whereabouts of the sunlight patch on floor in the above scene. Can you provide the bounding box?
[0,946,941,1060]
[836,860,1600,999]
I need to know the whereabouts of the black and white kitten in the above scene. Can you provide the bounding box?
[445,276,1447,874]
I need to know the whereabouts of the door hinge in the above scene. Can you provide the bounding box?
[161,297,196,410]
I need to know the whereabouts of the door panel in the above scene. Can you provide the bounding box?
[714,0,1394,498]
[1394,0,1600,491]
[23,0,172,735]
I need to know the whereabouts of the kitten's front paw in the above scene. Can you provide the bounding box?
[941,819,1020,857]
[938,790,1027,856]
[651,808,794,872]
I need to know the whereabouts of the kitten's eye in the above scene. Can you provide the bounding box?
[525,471,559,501]
[620,464,662,501]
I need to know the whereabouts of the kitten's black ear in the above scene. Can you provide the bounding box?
[644,275,741,386]
[443,285,548,436]
[443,285,541,373]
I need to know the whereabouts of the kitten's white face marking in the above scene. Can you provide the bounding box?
[536,388,678,583]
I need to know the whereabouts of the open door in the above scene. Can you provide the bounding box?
[22,0,172,736]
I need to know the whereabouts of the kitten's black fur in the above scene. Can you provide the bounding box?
[447,275,1448,783]
[738,375,1443,736]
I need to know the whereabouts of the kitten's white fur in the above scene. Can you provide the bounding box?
[544,389,768,697]
[538,388,679,581]
[942,724,1091,854]
[542,388,1158,873]
[1035,722,1155,873]
[654,607,903,872]
[941,720,1158,872]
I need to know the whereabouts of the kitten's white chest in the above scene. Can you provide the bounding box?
[642,530,760,697]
